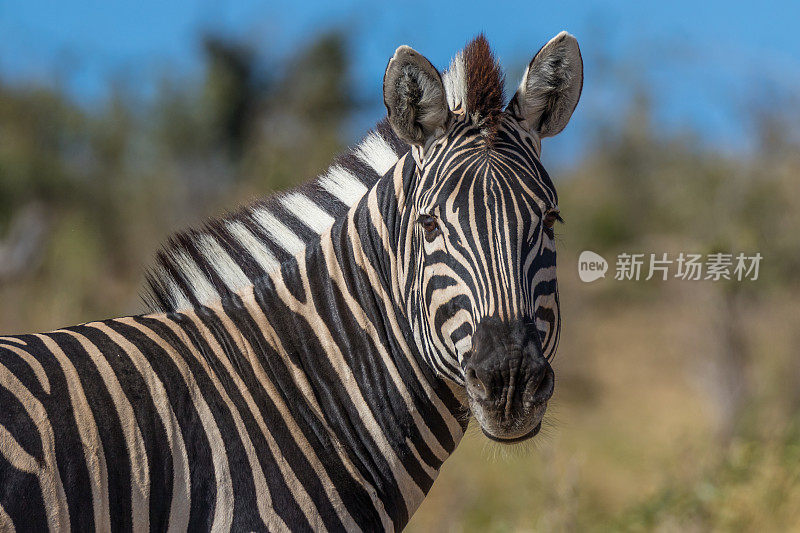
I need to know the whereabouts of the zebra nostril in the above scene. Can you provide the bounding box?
[466,367,488,400]
[525,364,554,406]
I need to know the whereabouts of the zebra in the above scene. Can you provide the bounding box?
[0,32,582,531]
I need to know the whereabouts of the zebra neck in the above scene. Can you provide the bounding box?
[233,174,467,527]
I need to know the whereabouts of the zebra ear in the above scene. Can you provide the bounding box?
[383,46,450,147]
[508,31,583,138]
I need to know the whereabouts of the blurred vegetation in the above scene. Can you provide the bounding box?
[2,29,800,531]
[0,31,354,329]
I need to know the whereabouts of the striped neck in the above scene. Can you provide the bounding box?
[221,157,468,527]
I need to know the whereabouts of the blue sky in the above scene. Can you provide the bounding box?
[1,0,798,165]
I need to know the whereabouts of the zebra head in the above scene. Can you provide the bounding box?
[384,33,582,443]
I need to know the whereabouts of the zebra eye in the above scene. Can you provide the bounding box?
[543,209,562,229]
[418,214,441,241]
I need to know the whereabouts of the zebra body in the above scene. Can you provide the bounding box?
[0,32,583,531]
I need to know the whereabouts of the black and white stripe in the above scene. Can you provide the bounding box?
[0,161,467,528]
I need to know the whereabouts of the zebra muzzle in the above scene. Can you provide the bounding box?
[463,317,555,442]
